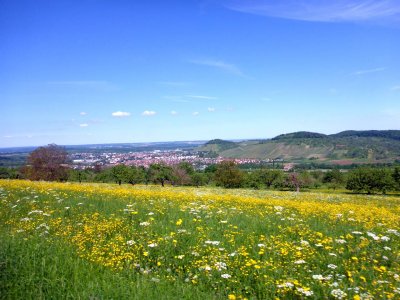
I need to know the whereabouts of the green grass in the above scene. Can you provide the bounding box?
[0,234,217,300]
[1,180,399,299]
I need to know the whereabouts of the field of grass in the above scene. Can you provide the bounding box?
[1,180,399,299]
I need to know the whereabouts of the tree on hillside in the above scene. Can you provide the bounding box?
[393,167,400,191]
[169,162,195,186]
[22,144,69,181]
[214,161,244,188]
[149,163,173,187]
[111,165,129,185]
[323,169,345,190]
[346,168,395,194]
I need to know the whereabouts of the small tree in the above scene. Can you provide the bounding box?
[191,172,207,187]
[111,165,129,185]
[23,144,69,181]
[323,169,345,190]
[346,167,394,194]
[149,163,173,187]
[171,164,192,186]
[214,161,244,188]
[393,167,400,191]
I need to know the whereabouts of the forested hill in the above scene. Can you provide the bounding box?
[197,130,400,164]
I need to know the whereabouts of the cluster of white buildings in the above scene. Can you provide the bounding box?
[70,150,265,169]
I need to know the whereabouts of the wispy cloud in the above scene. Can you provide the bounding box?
[189,59,244,76]
[158,81,190,87]
[186,95,218,100]
[80,112,87,116]
[225,0,400,23]
[208,107,216,112]
[352,67,386,75]
[192,112,200,116]
[391,85,400,91]
[142,110,157,116]
[171,110,178,115]
[79,123,89,127]
[48,80,117,91]
[112,111,131,117]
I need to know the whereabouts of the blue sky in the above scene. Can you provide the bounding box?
[1,0,399,147]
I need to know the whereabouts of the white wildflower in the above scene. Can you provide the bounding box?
[294,260,306,264]
[328,264,337,269]
[335,239,346,244]
[331,289,347,299]
[296,288,314,297]
[215,261,227,271]
[352,231,363,235]
[205,240,220,246]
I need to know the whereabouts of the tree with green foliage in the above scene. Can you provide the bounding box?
[323,169,345,190]
[0,167,19,179]
[393,167,400,191]
[124,166,144,185]
[191,172,207,187]
[94,168,113,183]
[111,165,129,185]
[68,169,93,183]
[214,161,244,188]
[346,167,395,194]
[149,163,173,187]
[244,171,262,189]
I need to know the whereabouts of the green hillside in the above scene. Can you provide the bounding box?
[197,130,400,164]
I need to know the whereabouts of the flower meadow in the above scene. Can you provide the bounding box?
[1,180,399,299]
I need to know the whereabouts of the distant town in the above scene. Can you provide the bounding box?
[69,149,278,170]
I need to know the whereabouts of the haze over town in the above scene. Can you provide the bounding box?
[1,0,400,147]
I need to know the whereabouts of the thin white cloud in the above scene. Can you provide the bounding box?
[112,111,131,117]
[186,95,218,100]
[158,81,190,87]
[142,110,157,116]
[48,80,117,91]
[3,135,13,138]
[189,59,244,76]
[391,85,400,91]
[171,110,178,115]
[352,67,386,75]
[80,123,89,127]
[80,112,87,116]
[225,0,400,23]
[192,112,200,116]
[208,107,216,112]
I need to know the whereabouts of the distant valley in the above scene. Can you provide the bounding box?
[1,130,400,167]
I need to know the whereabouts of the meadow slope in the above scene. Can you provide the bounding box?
[1,180,399,299]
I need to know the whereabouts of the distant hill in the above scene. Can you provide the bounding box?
[272,131,327,140]
[197,130,400,164]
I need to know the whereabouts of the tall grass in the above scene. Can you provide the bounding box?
[0,180,399,299]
